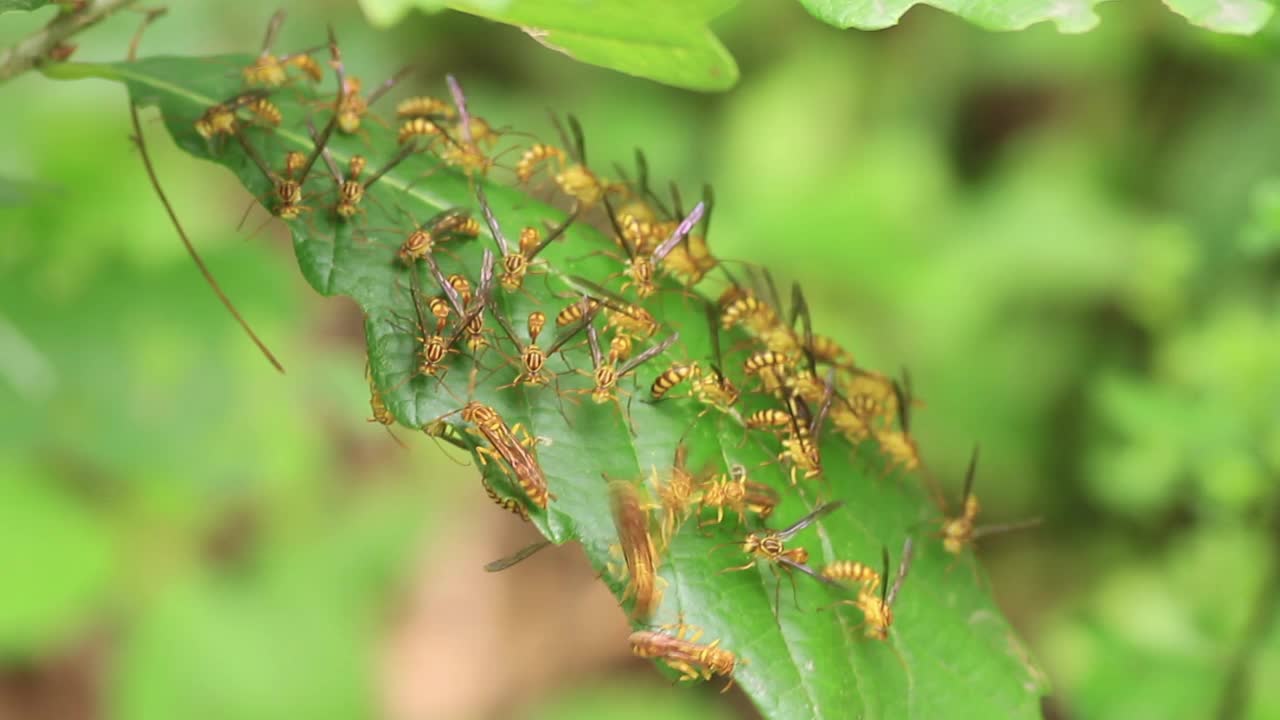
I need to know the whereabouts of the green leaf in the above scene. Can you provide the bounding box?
[0,0,51,13]
[0,460,114,656]
[795,0,1110,33]
[1163,0,1275,35]
[0,174,56,205]
[48,54,1046,719]
[358,0,740,91]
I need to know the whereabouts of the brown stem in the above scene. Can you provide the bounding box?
[125,7,286,373]
[0,0,139,84]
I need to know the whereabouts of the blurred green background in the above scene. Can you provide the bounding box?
[2,1,1279,718]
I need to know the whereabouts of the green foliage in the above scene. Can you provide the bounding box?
[0,461,113,655]
[0,0,51,14]
[1163,0,1275,34]
[795,0,1109,32]
[358,0,739,90]
[0,174,52,205]
[47,51,1047,718]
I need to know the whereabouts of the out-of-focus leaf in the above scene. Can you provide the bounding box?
[49,52,1048,719]
[0,0,50,13]
[358,0,740,91]
[111,484,433,720]
[1163,0,1275,35]
[795,0,1109,33]
[1041,525,1268,720]
[1239,177,1280,255]
[0,174,55,205]
[0,461,113,656]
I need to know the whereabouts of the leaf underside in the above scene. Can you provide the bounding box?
[47,51,1048,720]
[797,0,1111,33]
[0,0,51,14]
[359,0,740,91]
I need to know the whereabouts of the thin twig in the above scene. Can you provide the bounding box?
[1215,493,1280,720]
[125,8,286,373]
[0,0,139,84]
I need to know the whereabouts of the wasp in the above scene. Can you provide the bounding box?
[939,447,1042,554]
[649,361,700,401]
[364,366,408,450]
[820,559,882,595]
[394,249,494,385]
[630,624,738,691]
[429,391,550,512]
[475,185,577,292]
[398,116,449,145]
[517,114,619,209]
[602,197,704,300]
[307,121,418,219]
[698,464,779,529]
[231,37,345,219]
[240,11,324,87]
[721,501,845,614]
[235,132,326,221]
[462,401,550,510]
[581,320,678,413]
[397,95,455,121]
[825,369,898,444]
[327,36,413,135]
[391,208,478,265]
[481,475,531,522]
[745,408,792,432]
[659,184,719,287]
[554,295,600,329]
[434,74,507,176]
[875,370,922,473]
[742,350,794,394]
[648,443,706,544]
[418,247,497,356]
[776,380,836,484]
[608,479,663,620]
[853,539,914,640]
[195,90,277,141]
[490,305,594,390]
[687,302,741,418]
[563,275,659,338]
[721,287,778,334]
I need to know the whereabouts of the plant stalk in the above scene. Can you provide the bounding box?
[0,0,139,84]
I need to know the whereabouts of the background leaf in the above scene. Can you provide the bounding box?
[1162,0,1275,34]
[358,0,740,91]
[794,0,1110,32]
[0,0,51,14]
[49,52,1046,718]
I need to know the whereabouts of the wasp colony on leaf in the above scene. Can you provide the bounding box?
[178,17,1033,699]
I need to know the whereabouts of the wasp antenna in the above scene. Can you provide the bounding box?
[567,114,588,164]
[963,445,980,505]
[879,547,891,604]
[260,10,286,55]
[669,180,685,219]
[700,183,715,237]
[366,65,415,108]
[128,10,283,375]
